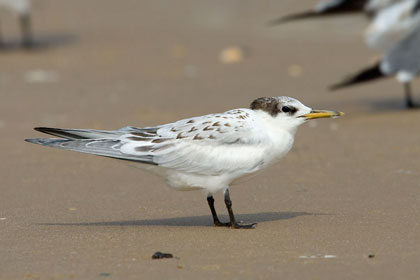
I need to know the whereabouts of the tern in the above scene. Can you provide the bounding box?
[0,0,33,48]
[268,0,419,107]
[26,97,343,229]
[331,25,420,108]
[332,0,420,108]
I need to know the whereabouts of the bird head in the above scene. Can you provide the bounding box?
[250,96,344,134]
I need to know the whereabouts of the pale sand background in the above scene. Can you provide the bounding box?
[1,0,420,279]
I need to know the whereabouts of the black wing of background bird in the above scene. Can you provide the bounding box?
[268,0,367,26]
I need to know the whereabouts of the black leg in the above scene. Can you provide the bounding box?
[19,13,33,49]
[404,82,417,109]
[224,189,256,229]
[207,196,229,227]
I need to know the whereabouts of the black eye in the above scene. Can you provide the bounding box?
[282,106,291,113]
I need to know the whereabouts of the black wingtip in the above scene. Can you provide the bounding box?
[33,127,64,137]
[268,0,366,27]
[267,10,319,26]
[329,62,386,91]
[34,127,54,133]
[329,81,351,91]
[33,127,88,139]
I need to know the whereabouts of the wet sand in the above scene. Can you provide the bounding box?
[1,0,420,279]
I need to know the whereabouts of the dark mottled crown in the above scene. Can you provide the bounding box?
[250,97,281,116]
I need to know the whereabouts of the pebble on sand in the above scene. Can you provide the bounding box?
[219,46,245,64]
[152,251,173,259]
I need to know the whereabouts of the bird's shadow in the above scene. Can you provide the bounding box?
[368,96,420,112]
[341,95,420,112]
[38,211,324,227]
[0,33,77,52]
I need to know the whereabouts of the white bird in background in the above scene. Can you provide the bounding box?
[269,0,420,108]
[0,0,33,48]
[365,0,420,50]
[332,0,420,108]
[26,97,343,229]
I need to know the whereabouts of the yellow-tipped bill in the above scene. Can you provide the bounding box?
[300,110,344,120]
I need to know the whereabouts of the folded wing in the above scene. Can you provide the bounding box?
[26,109,269,175]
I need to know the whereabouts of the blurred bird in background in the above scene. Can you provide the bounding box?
[0,0,33,48]
[270,0,420,108]
[331,0,420,108]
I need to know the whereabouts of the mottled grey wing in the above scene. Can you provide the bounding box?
[145,111,270,175]
[381,26,420,75]
[26,110,267,173]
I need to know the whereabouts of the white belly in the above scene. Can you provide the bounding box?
[123,131,294,195]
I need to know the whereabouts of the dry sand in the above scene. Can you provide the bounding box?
[1,0,420,279]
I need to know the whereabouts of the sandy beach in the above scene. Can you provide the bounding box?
[1,0,420,279]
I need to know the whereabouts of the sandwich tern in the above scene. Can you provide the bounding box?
[331,25,420,107]
[332,0,420,108]
[26,97,343,229]
[268,0,420,107]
